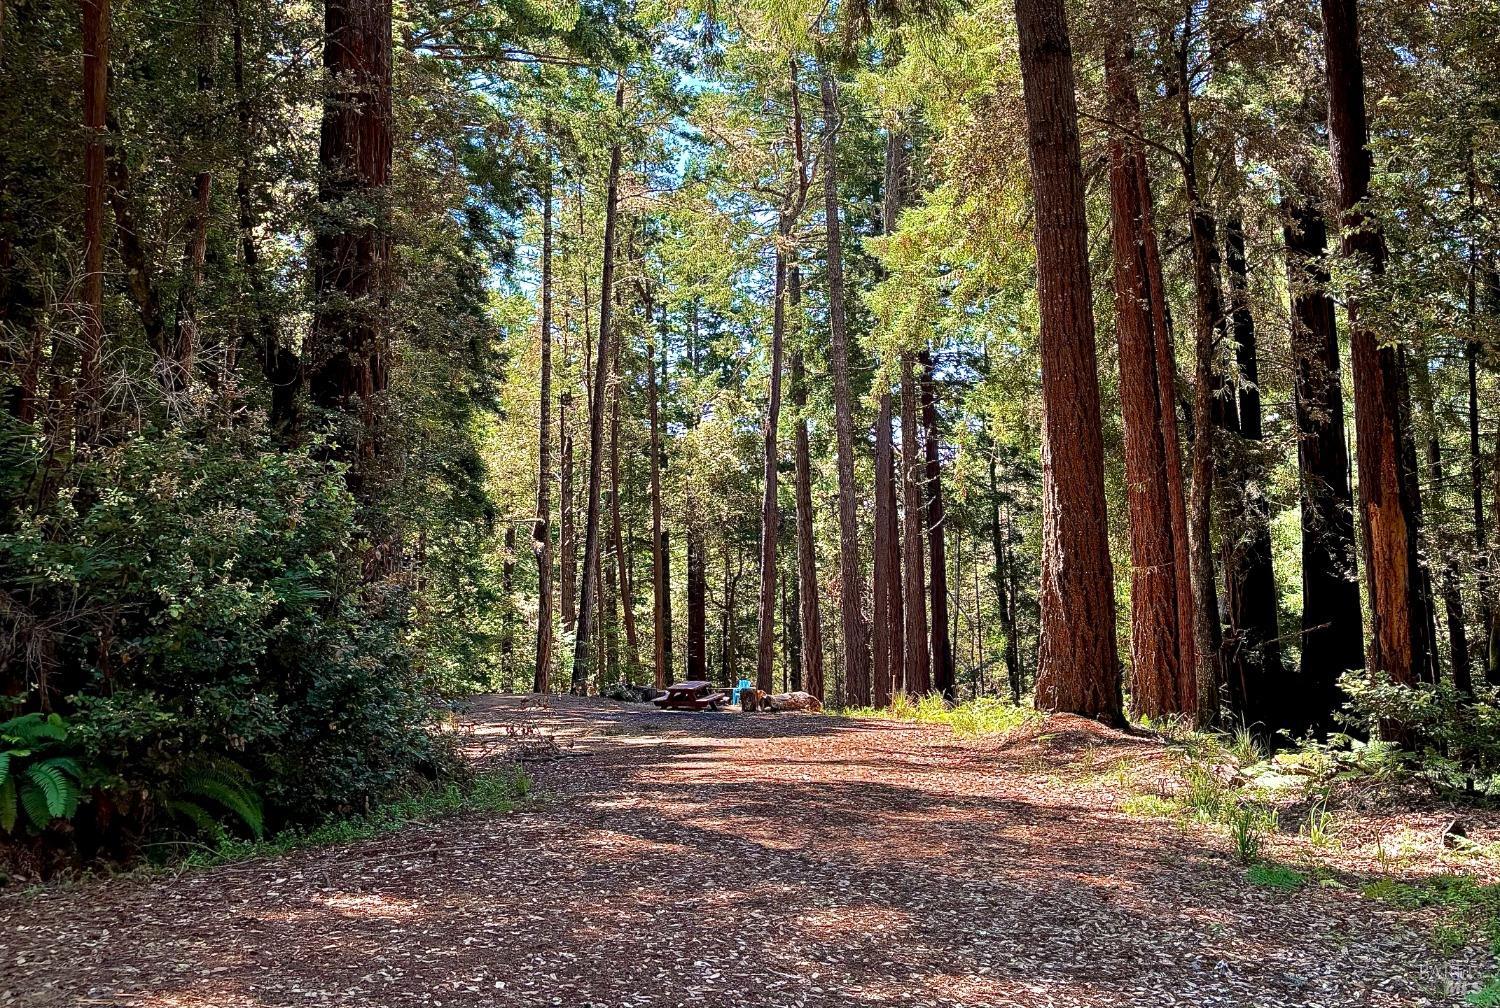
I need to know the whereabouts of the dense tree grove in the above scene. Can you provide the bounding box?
[3,0,1500,855]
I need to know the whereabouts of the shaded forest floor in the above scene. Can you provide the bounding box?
[3,694,1498,1007]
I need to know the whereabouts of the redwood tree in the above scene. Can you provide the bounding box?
[533,159,555,694]
[307,0,394,493]
[1103,37,1191,719]
[819,65,870,706]
[572,75,626,694]
[1321,0,1434,708]
[1013,0,1123,723]
[1284,195,1363,734]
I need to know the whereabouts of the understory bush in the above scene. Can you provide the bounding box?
[0,423,456,861]
[1338,672,1500,791]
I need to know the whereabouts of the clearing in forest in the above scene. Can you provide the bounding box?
[1,695,1495,1007]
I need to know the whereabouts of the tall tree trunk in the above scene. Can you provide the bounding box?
[560,323,577,639]
[819,65,871,707]
[533,161,555,694]
[1411,329,1471,695]
[1178,7,1225,724]
[1284,196,1364,735]
[307,0,393,494]
[1466,155,1490,691]
[649,306,669,689]
[985,429,1021,703]
[755,248,787,693]
[920,351,956,701]
[873,386,901,707]
[1014,0,1123,724]
[572,75,626,694]
[1221,215,1284,728]
[873,127,908,707]
[608,322,640,674]
[171,1,216,391]
[687,522,708,681]
[900,353,931,695]
[1103,38,1189,720]
[78,0,110,445]
[789,265,825,700]
[1322,0,1434,723]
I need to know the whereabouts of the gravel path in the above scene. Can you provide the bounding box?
[0,695,1488,1006]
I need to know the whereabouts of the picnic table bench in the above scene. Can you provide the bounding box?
[652,680,728,711]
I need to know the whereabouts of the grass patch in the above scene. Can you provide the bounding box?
[1247,862,1306,890]
[171,764,533,870]
[1120,794,1177,818]
[842,695,1041,737]
[1468,978,1500,1007]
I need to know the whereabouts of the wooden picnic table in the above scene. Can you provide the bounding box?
[653,680,727,711]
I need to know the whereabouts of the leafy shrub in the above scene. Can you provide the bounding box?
[1,424,455,852]
[1338,672,1500,790]
[0,714,84,833]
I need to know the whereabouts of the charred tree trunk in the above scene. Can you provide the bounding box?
[1284,196,1363,734]
[687,521,708,681]
[533,163,555,694]
[1221,216,1284,729]
[921,351,956,701]
[572,76,626,694]
[789,265,825,700]
[1322,0,1434,722]
[1014,0,1123,723]
[819,66,871,707]
[900,354,931,696]
[1103,39,1190,720]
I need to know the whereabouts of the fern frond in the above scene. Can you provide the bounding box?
[19,781,52,830]
[38,755,82,781]
[0,713,67,746]
[0,751,10,784]
[177,760,264,838]
[25,762,77,818]
[165,798,228,845]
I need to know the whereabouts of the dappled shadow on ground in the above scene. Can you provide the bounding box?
[0,694,1485,1007]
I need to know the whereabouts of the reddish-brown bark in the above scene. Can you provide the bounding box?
[819,66,870,706]
[1321,0,1434,709]
[307,0,393,492]
[572,76,626,693]
[1103,40,1189,720]
[1014,0,1123,723]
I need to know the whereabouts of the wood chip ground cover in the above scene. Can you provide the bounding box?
[1,695,1494,1006]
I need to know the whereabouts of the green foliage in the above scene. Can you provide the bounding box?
[177,765,531,869]
[1338,674,1500,791]
[1246,862,1306,890]
[844,694,1041,736]
[1468,979,1500,1007]
[1227,803,1277,864]
[0,714,85,834]
[1,426,457,844]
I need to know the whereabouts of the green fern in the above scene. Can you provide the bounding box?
[0,713,85,834]
[166,759,265,839]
